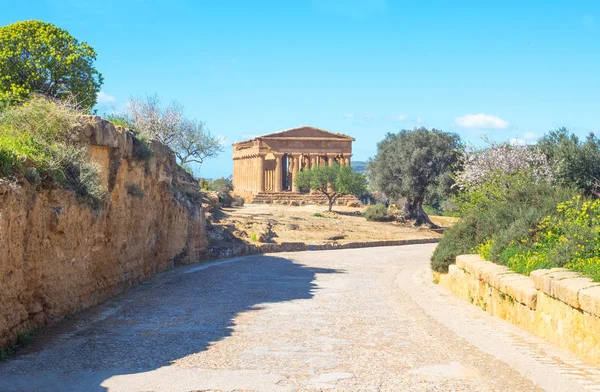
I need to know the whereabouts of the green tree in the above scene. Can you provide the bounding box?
[0,20,103,109]
[368,127,462,227]
[537,127,600,196]
[295,164,367,212]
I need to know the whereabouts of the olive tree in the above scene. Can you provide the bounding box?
[368,127,462,227]
[0,20,103,109]
[295,164,367,212]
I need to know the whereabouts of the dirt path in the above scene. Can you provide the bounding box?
[0,244,598,391]
[208,203,446,246]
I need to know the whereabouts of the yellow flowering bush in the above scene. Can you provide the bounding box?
[483,197,600,281]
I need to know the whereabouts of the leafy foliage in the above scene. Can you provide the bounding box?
[295,164,367,211]
[537,128,600,196]
[368,127,462,226]
[0,96,104,204]
[431,181,574,272]
[208,177,233,193]
[364,204,391,221]
[0,20,103,109]
[478,197,600,281]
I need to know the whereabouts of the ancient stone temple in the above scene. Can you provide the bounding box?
[232,126,354,202]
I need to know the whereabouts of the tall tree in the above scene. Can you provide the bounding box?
[537,127,600,196]
[368,127,462,227]
[0,20,103,109]
[295,164,367,212]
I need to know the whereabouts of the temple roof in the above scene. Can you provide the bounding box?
[235,126,355,145]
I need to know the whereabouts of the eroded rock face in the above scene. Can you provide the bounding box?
[0,117,208,347]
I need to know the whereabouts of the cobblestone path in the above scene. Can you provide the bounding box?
[0,244,597,391]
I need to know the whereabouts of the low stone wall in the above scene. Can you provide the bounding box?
[0,116,208,347]
[207,238,439,260]
[246,191,360,206]
[436,255,600,365]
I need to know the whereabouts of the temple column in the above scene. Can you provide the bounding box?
[328,154,335,166]
[241,158,245,191]
[291,155,299,192]
[244,157,250,192]
[257,154,265,192]
[274,154,282,192]
[345,155,351,167]
[311,155,317,168]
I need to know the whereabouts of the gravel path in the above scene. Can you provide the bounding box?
[0,244,597,391]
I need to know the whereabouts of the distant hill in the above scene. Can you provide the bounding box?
[351,161,367,173]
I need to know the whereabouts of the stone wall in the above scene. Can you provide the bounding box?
[0,116,208,347]
[249,191,359,205]
[436,255,600,365]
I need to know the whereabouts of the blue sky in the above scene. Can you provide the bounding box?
[2,0,599,177]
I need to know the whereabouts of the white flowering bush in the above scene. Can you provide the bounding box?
[454,141,554,191]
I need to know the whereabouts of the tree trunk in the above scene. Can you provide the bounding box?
[401,197,439,228]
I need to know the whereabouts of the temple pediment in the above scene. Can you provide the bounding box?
[258,126,355,141]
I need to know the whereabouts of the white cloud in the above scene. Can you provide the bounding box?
[416,117,423,124]
[524,132,537,140]
[390,115,407,121]
[97,91,116,104]
[454,113,509,129]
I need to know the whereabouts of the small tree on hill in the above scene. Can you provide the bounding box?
[295,164,367,212]
[118,94,223,170]
[0,20,103,109]
[368,127,462,228]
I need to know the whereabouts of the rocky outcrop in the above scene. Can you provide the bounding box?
[0,116,208,347]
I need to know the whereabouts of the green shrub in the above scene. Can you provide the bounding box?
[131,134,153,162]
[483,197,600,281]
[0,96,105,205]
[364,204,390,221]
[431,182,574,272]
[208,178,233,193]
[231,195,244,207]
[105,114,131,129]
[430,217,479,272]
[217,191,233,207]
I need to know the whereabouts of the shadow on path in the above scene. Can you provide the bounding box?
[0,254,342,392]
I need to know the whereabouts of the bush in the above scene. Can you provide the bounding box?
[131,134,153,162]
[217,190,233,208]
[0,96,105,204]
[431,182,574,272]
[105,114,131,129]
[231,195,244,207]
[208,178,233,193]
[364,204,390,221]
[430,217,479,272]
[481,197,600,281]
